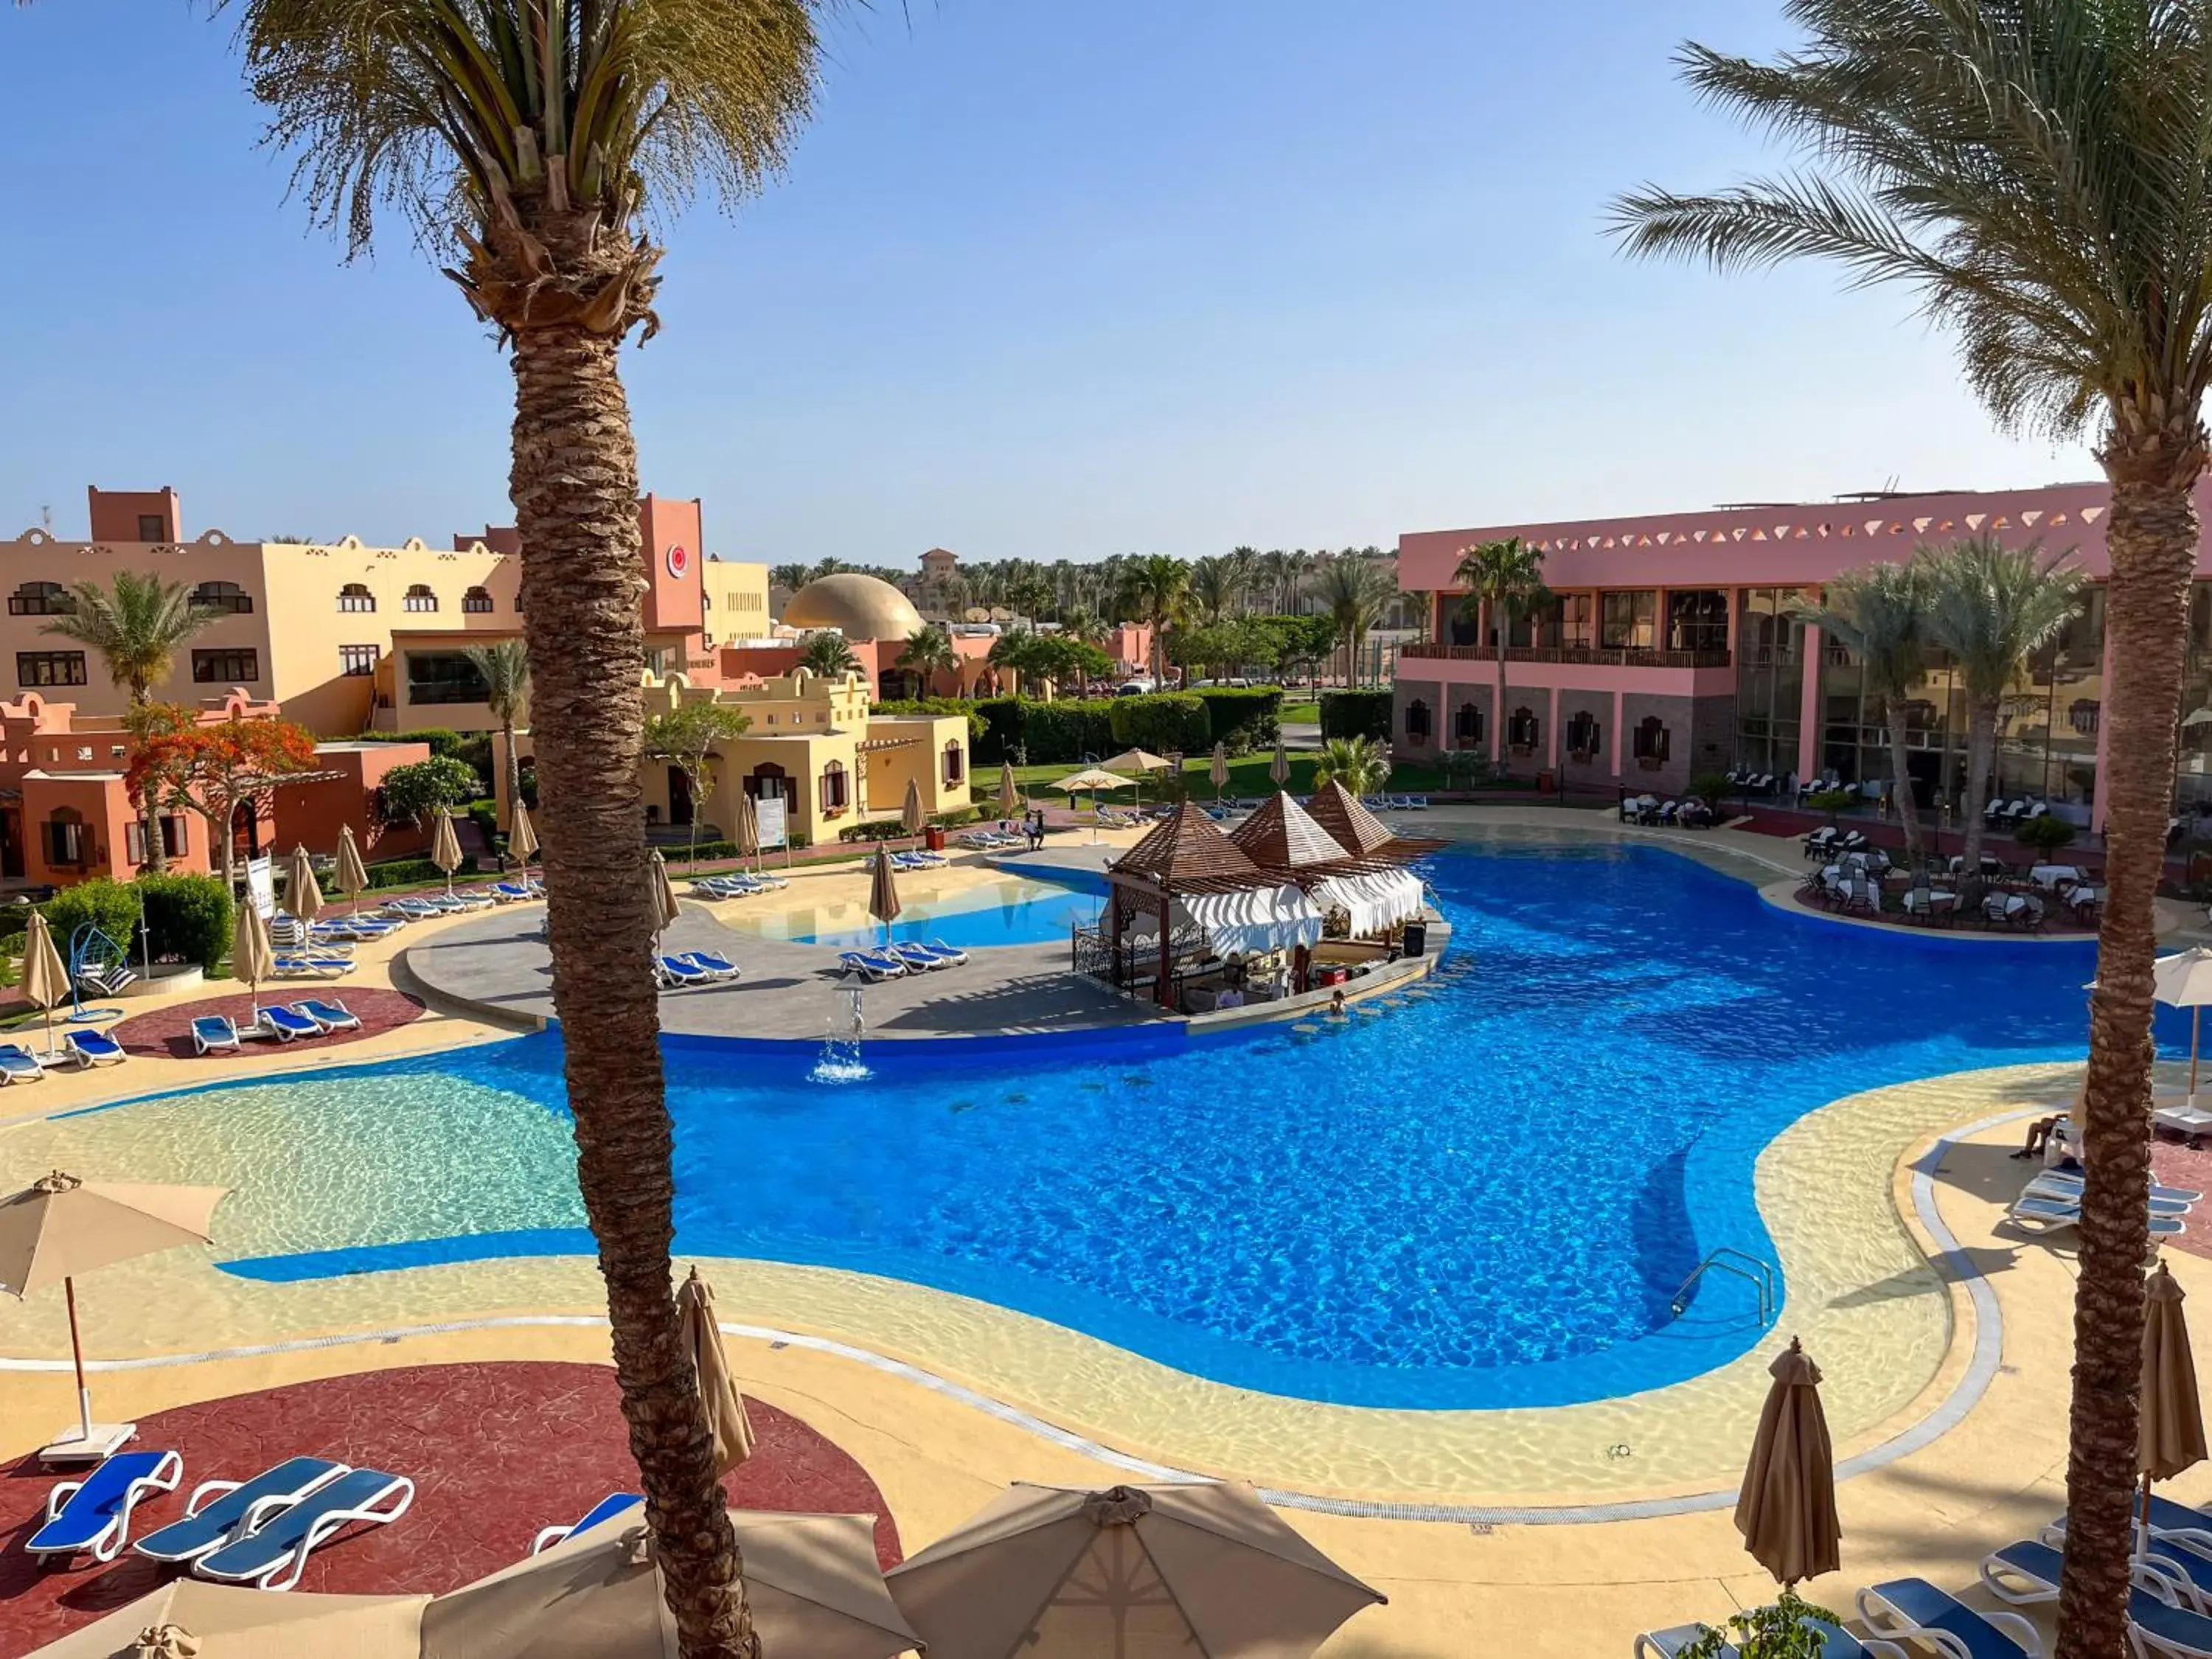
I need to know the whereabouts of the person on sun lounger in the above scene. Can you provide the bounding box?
[2012,1114,2065,1160]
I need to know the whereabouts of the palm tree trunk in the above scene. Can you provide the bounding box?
[1882,700,1924,870]
[130,693,169,875]
[2054,455,2203,1659]
[1493,634,1509,775]
[502,716,522,839]
[509,315,752,1659]
[1957,703,1997,886]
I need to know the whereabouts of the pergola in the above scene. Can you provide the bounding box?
[1228,790,1433,973]
[1301,779,1445,864]
[1102,801,1317,1008]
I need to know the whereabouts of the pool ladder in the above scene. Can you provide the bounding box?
[1668,1248,1777,1325]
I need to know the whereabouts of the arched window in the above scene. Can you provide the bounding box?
[462,586,494,614]
[1405,699,1432,743]
[7,581,72,618]
[1565,711,1600,759]
[1454,702,1484,746]
[403,584,439,613]
[337,582,376,613]
[819,759,849,815]
[745,762,791,806]
[191,580,254,614]
[1507,706,1539,750]
[1632,716,1672,763]
[943,740,965,786]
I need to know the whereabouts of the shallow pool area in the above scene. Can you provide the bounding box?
[718,869,1105,950]
[10,841,2114,1411]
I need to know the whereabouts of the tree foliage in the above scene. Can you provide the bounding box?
[1312,734,1392,797]
[378,754,484,827]
[127,714,322,889]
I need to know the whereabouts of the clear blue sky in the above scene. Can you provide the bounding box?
[0,0,2095,564]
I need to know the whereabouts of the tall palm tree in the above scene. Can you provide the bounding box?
[46,571,218,872]
[768,561,811,594]
[231,2,835,1651]
[1451,540,1551,761]
[898,622,959,698]
[1921,538,2088,885]
[1119,554,1190,683]
[1225,545,1262,616]
[1060,606,1107,646]
[796,631,860,678]
[1311,734,1391,798]
[1612,10,2212,1646]
[1189,555,1240,626]
[1797,565,1930,871]
[464,639,532,836]
[1312,550,1399,688]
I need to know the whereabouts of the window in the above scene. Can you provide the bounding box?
[8,581,72,617]
[1600,591,1657,650]
[137,514,167,541]
[44,812,86,869]
[17,651,87,688]
[462,586,494,613]
[2071,700,2101,736]
[192,648,260,684]
[1565,711,1600,758]
[1405,699,1432,743]
[125,817,188,863]
[820,759,849,814]
[1632,716,1672,762]
[1666,589,1729,655]
[403,584,439,613]
[338,582,376,613]
[1558,593,1595,650]
[1454,702,1484,746]
[191,580,254,614]
[1507,706,1539,750]
[404,651,490,706]
[943,740,965,786]
[340,644,380,677]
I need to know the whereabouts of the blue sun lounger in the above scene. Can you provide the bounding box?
[27,1450,182,1564]
[291,998,361,1033]
[838,950,906,981]
[2028,1169,2205,1205]
[925,939,970,967]
[62,1028,127,1067]
[191,1015,241,1056]
[135,1455,349,1566]
[1856,1578,2041,1658]
[530,1492,644,1555]
[1983,1537,2212,1655]
[0,1043,46,1082]
[191,1467,415,1592]
[675,951,742,982]
[257,1004,322,1041]
[888,942,950,972]
[1635,1615,1905,1659]
[656,955,712,988]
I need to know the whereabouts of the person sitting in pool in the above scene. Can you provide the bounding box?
[1215,984,1244,1009]
[1328,989,1347,1018]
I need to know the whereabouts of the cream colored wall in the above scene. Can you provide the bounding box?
[863,715,975,819]
[700,560,771,646]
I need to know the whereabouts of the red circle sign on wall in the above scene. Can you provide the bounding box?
[667,543,690,579]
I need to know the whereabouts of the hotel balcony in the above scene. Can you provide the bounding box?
[1397,641,1736,697]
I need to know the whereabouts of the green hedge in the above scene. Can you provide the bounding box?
[137,873,233,973]
[466,799,502,851]
[1110,694,1209,755]
[352,728,467,760]
[1190,686,1282,755]
[1320,689,1393,741]
[41,879,142,954]
[1013,700,1117,766]
[365,854,480,888]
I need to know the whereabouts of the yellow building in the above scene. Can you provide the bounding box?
[700,557,771,647]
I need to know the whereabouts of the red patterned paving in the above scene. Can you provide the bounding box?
[2156,1138,2212,1266]
[0,1362,897,1656]
[104,989,426,1061]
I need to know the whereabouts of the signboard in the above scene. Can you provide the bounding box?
[246,853,276,921]
[755,795,788,852]
[666,543,690,580]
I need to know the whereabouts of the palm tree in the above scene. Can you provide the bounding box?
[898,622,959,698]
[1119,554,1190,683]
[1797,566,1930,872]
[230,1,835,1650]
[464,639,532,838]
[768,562,811,595]
[1060,606,1107,646]
[1311,734,1391,798]
[1225,546,1262,616]
[1312,550,1399,688]
[1611,11,2212,1646]
[1451,540,1551,762]
[796,632,860,678]
[46,571,217,872]
[1921,538,2087,887]
[1189,555,1240,626]
[809,557,848,582]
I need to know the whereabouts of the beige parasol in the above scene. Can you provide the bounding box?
[20,911,69,1059]
[731,789,759,872]
[2139,1260,2207,1557]
[333,824,371,916]
[1733,1337,1841,1586]
[1210,741,1230,804]
[677,1267,755,1474]
[647,852,682,938]
[508,801,538,874]
[0,1172,229,1460]
[430,809,464,893]
[902,776,928,838]
[21,1579,425,1658]
[886,1481,1385,1659]
[231,901,273,1017]
[868,843,902,947]
[282,844,324,925]
[997,759,1023,818]
[1270,737,1292,788]
[420,1509,919,1659]
[1102,747,1171,807]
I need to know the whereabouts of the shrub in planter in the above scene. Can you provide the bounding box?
[1690,772,1734,811]
[136,872,234,973]
[2017,813,2078,855]
[1319,689,1393,742]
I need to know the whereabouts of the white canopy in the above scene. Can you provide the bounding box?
[1127,883,1323,958]
[1308,869,1425,936]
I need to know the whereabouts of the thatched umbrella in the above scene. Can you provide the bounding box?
[334,824,371,916]
[282,844,324,925]
[231,902,273,1018]
[2140,1260,2207,1558]
[1209,742,1230,805]
[676,1267,755,1473]
[429,810,464,894]
[902,777,928,839]
[731,788,759,873]
[1733,1337,1840,1586]
[20,1577,423,1658]
[20,911,69,1059]
[868,843,902,948]
[507,801,538,882]
[647,852,681,941]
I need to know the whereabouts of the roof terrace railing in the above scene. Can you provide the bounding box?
[1399,642,1733,670]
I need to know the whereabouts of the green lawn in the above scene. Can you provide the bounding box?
[1276,698,1321,726]
[1006,752,1525,800]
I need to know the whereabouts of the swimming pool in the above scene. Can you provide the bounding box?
[34,841,2110,1410]
[719,870,1104,950]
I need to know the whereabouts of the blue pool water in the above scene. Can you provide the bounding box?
[86,842,2118,1409]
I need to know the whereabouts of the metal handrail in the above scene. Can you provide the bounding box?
[1668,1247,1777,1324]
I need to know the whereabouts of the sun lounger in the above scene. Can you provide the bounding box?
[0,1043,46,1082]
[529,1492,643,1556]
[490,881,538,902]
[257,1004,323,1041]
[136,1455,349,1566]
[27,1450,182,1564]
[191,1015,241,1056]
[888,942,950,972]
[192,1467,414,1592]
[838,950,907,981]
[675,952,742,983]
[1635,1615,1905,1659]
[2028,1169,2204,1205]
[61,1028,127,1067]
[925,938,970,967]
[291,998,361,1033]
[1857,1578,2040,1658]
[2008,1194,2187,1239]
[2161,1105,2212,1144]
[1983,1537,2212,1655]
[2014,1189,2190,1222]
[272,954,358,978]
[656,955,713,989]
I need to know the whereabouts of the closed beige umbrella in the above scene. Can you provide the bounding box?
[334,824,371,917]
[0,1172,229,1460]
[868,842,902,948]
[21,1579,424,1658]
[902,776,928,838]
[421,1509,919,1659]
[997,759,1022,818]
[886,1481,1385,1659]
[677,1267,755,1474]
[231,900,273,1018]
[1210,741,1230,804]
[20,910,69,1059]
[1270,737,1292,789]
[1733,1337,1841,1586]
[282,843,324,925]
[731,788,759,872]
[430,808,464,894]
[2139,1260,2207,1557]
[647,852,682,939]
[508,801,539,877]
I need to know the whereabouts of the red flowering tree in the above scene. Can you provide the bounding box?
[127,715,321,892]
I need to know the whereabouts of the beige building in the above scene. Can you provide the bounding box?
[700,557,771,648]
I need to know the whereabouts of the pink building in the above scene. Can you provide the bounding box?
[1395,480,2212,819]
